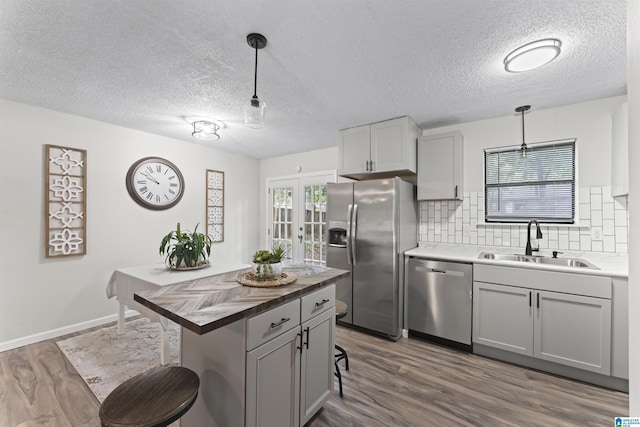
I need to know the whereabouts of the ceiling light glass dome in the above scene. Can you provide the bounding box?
[504,39,562,73]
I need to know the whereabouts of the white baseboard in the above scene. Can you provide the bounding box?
[0,309,139,352]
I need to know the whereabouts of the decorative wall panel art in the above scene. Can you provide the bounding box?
[206,170,224,242]
[46,145,87,257]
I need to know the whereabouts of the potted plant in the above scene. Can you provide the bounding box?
[159,223,212,270]
[252,244,287,281]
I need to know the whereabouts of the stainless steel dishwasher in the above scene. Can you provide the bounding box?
[407,258,473,349]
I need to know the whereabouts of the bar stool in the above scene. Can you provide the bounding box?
[99,365,199,427]
[335,299,350,398]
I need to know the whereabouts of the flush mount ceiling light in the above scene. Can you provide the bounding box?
[244,33,267,129]
[504,38,562,73]
[516,105,531,157]
[192,120,221,141]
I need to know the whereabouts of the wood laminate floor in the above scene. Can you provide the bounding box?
[0,324,628,426]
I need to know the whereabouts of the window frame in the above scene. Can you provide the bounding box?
[483,138,576,224]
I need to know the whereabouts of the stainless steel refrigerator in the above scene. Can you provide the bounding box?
[326,177,417,340]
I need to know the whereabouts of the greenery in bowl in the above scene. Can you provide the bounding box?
[159,223,212,269]
[252,244,287,281]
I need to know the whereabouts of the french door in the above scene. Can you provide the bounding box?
[267,172,335,265]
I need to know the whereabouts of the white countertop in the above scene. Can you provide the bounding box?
[405,243,629,278]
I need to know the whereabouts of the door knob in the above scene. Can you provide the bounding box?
[298,234,303,243]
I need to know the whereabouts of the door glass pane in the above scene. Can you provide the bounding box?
[272,187,293,261]
[302,184,327,266]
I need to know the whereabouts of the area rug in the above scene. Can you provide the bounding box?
[56,318,180,402]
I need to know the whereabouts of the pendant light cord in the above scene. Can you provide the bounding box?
[521,108,526,149]
[253,45,258,99]
[516,105,530,152]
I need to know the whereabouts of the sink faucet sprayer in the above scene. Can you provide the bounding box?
[525,219,543,256]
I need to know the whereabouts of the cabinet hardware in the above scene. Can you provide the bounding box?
[529,291,532,307]
[536,293,540,309]
[270,317,290,329]
[365,160,370,171]
[315,298,330,307]
[304,326,310,349]
[370,160,374,172]
[297,332,303,351]
[454,185,458,198]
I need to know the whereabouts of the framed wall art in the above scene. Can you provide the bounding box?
[45,144,87,257]
[206,169,224,242]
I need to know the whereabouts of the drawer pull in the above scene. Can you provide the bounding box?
[315,298,330,307]
[270,317,290,329]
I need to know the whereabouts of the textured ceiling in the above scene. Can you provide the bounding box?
[0,0,627,159]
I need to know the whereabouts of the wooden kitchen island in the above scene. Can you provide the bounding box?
[134,264,350,427]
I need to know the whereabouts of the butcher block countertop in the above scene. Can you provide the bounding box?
[134,264,350,335]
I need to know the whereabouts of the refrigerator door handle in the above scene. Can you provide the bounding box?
[346,204,353,265]
[351,204,358,264]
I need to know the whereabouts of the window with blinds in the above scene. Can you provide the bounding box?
[484,139,575,223]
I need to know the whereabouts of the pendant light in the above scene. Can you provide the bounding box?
[244,33,267,129]
[516,105,530,158]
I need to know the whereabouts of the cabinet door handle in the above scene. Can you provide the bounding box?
[270,317,290,329]
[304,326,310,350]
[315,298,330,307]
[536,293,540,309]
[370,160,374,172]
[297,332,303,351]
[365,160,369,171]
[454,185,458,198]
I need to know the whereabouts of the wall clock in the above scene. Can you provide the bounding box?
[126,157,185,210]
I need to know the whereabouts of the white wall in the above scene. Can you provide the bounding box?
[0,100,260,348]
[423,96,627,192]
[627,0,640,415]
[258,147,339,247]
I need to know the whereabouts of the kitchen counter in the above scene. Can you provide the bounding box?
[134,264,350,335]
[405,243,628,278]
[134,263,350,426]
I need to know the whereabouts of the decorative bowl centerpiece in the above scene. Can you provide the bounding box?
[236,244,296,287]
[251,245,286,281]
[159,223,212,270]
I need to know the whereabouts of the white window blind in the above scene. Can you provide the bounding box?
[484,139,575,223]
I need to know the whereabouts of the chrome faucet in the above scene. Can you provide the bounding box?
[525,219,543,256]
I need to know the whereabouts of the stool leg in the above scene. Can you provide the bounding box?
[334,360,343,398]
[335,344,349,371]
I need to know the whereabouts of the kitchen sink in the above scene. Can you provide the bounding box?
[477,252,599,270]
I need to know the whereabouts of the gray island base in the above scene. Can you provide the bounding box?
[135,265,350,427]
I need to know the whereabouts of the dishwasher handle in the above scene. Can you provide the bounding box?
[412,265,465,277]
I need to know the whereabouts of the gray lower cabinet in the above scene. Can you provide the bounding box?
[473,281,612,375]
[300,308,335,425]
[247,327,301,427]
[246,285,336,427]
[473,282,533,355]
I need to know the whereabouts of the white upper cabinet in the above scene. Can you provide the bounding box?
[611,102,628,197]
[339,125,371,176]
[338,116,419,180]
[418,131,463,200]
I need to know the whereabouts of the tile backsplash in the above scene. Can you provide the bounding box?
[418,186,629,253]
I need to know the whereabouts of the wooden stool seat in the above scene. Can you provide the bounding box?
[99,366,199,427]
[335,300,348,320]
